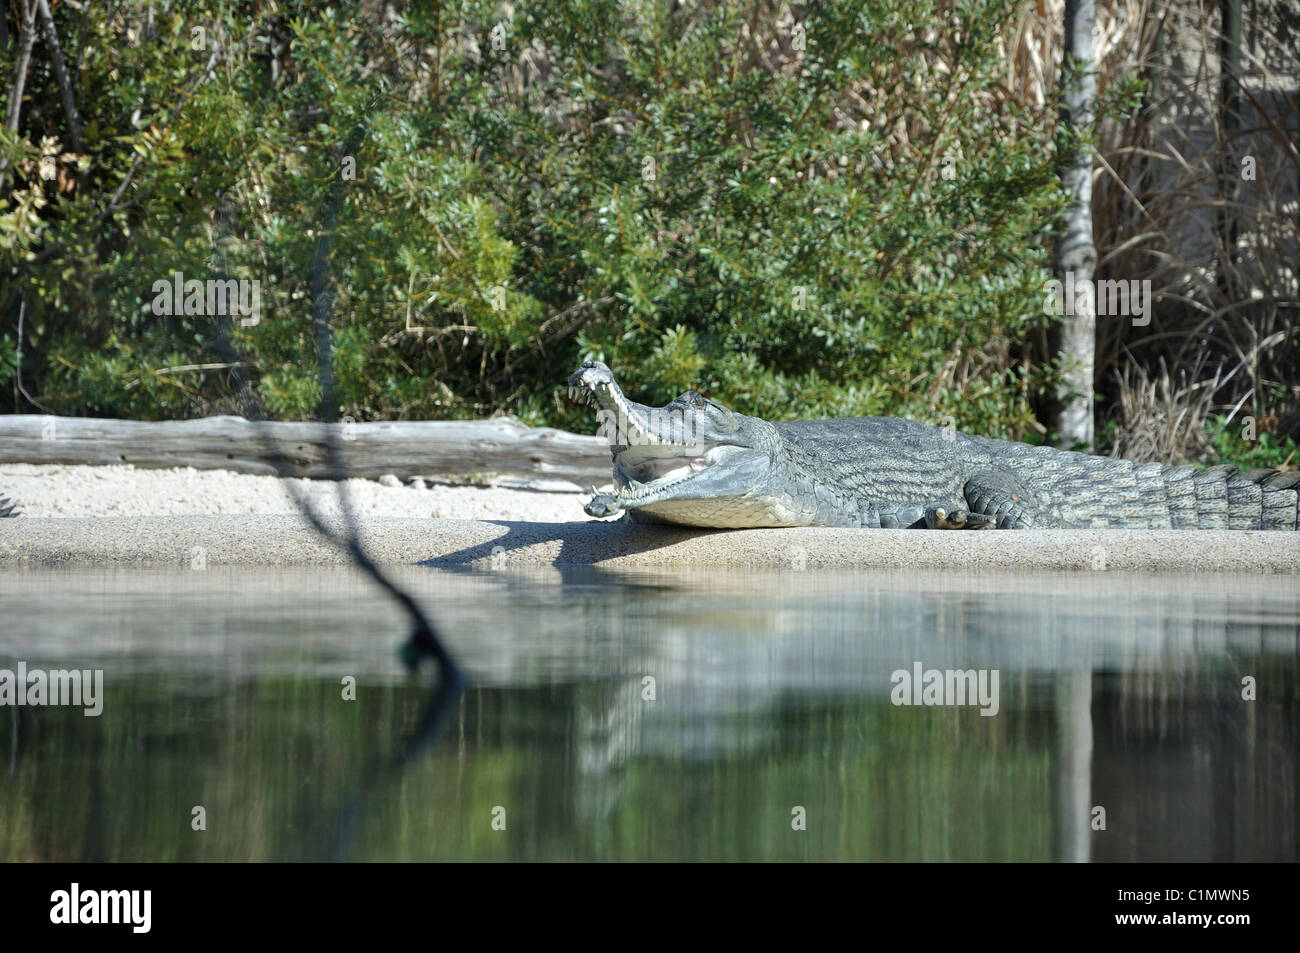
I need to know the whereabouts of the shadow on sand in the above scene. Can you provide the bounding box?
[416,517,722,568]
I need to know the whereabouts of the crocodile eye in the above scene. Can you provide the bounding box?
[681,390,703,406]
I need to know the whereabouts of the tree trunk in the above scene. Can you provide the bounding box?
[35,0,82,153]
[2,0,36,136]
[1217,0,1251,427]
[1055,0,1098,450]
[0,414,613,486]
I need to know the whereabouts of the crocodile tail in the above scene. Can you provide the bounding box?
[1163,464,1300,530]
[988,437,1300,529]
[1245,469,1300,530]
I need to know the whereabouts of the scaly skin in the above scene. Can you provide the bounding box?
[568,361,1300,531]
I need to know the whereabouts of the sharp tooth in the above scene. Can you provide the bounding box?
[628,479,645,491]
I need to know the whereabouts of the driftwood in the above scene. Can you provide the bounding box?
[0,414,612,486]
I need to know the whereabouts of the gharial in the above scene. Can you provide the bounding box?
[567,361,1300,531]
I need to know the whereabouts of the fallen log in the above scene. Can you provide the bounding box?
[0,414,611,485]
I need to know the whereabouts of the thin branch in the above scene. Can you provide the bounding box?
[0,0,38,183]
[14,297,54,413]
[35,0,82,154]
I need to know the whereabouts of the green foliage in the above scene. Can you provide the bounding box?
[1208,415,1299,471]
[2,0,1068,436]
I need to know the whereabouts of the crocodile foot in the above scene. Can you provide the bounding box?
[924,505,996,530]
[584,492,623,519]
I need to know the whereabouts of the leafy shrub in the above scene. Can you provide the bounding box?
[2,0,1066,437]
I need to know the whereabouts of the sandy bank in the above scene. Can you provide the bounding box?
[2,515,1297,571]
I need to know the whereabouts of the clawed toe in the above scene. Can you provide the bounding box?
[925,505,995,530]
[584,493,623,519]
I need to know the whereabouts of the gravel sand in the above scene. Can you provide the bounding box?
[2,515,1298,571]
[0,463,597,522]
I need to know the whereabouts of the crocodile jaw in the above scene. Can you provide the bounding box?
[566,358,717,504]
[568,361,760,514]
[634,493,814,528]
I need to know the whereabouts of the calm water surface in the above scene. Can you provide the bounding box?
[1,567,1296,861]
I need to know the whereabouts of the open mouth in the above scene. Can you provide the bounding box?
[613,443,728,499]
[569,363,726,502]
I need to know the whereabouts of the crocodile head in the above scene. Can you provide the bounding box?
[568,361,788,527]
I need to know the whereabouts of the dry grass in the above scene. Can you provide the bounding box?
[1108,354,1217,463]
[983,0,1299,458]
[1089,2,1298,454]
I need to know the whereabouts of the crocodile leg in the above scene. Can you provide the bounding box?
[961,469,1042,529]
[876,501,994,529]
[585,493,678,525]
[584,492,623,518]
[923,505,998,530]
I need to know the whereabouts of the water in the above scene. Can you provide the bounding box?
[1,567,1296,861]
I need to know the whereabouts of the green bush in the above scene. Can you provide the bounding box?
[2,0,1067,437]
[1207,415,1299,471]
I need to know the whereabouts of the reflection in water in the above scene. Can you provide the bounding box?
[0,567,1295,861]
